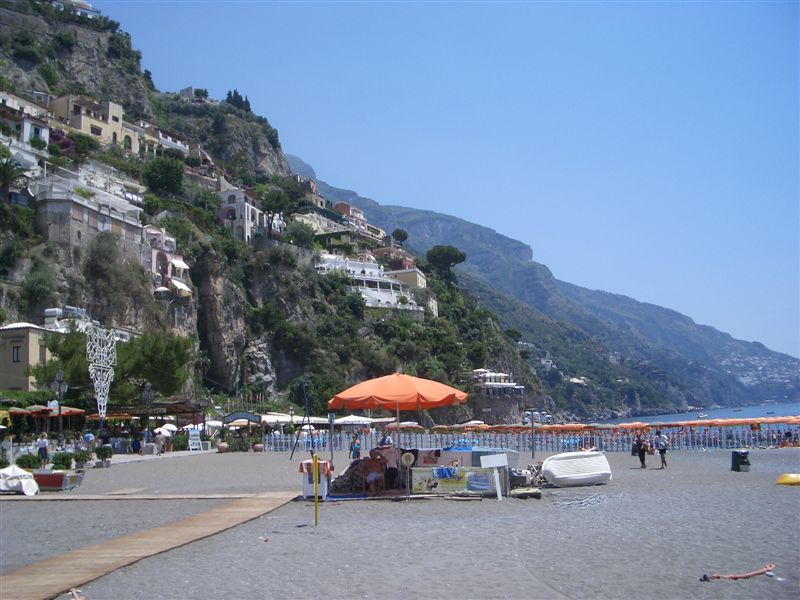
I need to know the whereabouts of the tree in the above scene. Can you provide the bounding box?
[426,245,466,284]
[391,228,408,244]
[255,185,292,240]
[143,156,183,196]
[285,220,315,248]
[0,156,27,204]
[193,88,209,99]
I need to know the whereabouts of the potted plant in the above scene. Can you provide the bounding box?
[74,449,92,469]
[51,452,74,471]
[95,445,113,467]
[15,454,40,471]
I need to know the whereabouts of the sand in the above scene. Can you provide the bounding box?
[2,448,798,600]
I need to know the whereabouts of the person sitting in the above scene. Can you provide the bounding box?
[362,449,388,495]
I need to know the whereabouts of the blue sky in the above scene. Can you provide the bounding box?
[94,0,799,358]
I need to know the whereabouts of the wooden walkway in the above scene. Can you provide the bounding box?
[0,492,296,600]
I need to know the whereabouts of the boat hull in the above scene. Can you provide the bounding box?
[542,451,612,487]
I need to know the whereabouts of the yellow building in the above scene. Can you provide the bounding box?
[0,323,52,392]
[49,94,141,154]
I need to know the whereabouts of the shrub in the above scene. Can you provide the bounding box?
[13,45,41,64]
[171,433,188,451]
[227,437,252,452]
[37,63,59,88]
[0,456,8,469]
[95,445,113,460]
[47,143,61,156]
[51,452,73,470]
[29,137,47,150]
[15,454,40,469]
[73,449,92,465]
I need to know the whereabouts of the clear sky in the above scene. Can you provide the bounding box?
[93,0,799,358]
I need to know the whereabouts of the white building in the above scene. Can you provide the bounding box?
[217,188,285,243]
[316,253,424,314]
[472,369,525,398]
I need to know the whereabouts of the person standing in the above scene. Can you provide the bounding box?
[155,431,165,456]
[36,432,49,469]
[634,433,647,469]
[83,430,95,456]
[349,433,361,460]
[655,429,670,469]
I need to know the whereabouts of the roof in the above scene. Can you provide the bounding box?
[0,322,48,332]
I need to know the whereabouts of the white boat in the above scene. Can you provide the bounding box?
[698,413,708,419]
[541,451,612,487]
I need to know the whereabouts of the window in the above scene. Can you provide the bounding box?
[90,126,102,136]
[39,344,47,364]
[112,116,119,122]
[12,346,21,363]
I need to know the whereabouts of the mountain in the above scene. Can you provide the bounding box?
[286,155,800,410]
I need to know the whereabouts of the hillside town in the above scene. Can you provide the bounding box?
[0,85,448,391]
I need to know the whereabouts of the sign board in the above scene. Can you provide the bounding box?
[479,453,509,468]
[223,411,260,425]
[188,429,202,451]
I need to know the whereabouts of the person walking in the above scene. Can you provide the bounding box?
[36,432,49,469]
[655,429,670,469]
[155,431,165,456]
[634,433,647,469]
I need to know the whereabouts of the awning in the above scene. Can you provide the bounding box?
[169,279,191,292]
[171,258,190,270]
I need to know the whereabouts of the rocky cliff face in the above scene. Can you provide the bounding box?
[0,6,153,118]
[193,251,247,393]
[210,114,291,177]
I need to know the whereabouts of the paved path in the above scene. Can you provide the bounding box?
[0,492,296,600]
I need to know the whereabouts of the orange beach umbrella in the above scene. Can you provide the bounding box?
[328,373,467,412]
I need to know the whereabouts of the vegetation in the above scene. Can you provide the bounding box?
[51,451,73,470]
[0,155,27,203]
[95,445,113,460]
[143,156,184,196]
[14,454,40,469]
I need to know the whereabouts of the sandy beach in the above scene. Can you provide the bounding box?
[2,447,798,600]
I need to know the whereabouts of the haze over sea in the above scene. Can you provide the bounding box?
[604,400,800,424]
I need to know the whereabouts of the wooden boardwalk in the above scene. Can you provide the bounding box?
[0,492,296,600]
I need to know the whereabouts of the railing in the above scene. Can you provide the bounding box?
[258,429,796,455]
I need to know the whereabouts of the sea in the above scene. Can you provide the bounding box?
[602,400,800,424]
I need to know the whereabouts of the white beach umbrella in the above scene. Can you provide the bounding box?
[160,423,178,432]
[154,427,172,437]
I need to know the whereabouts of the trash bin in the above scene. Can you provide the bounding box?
[731,450,750,472]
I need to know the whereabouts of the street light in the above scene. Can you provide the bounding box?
[288,406,295,425]
[142,382,153,443]
[52,370,69,445]
[524,410,541,460]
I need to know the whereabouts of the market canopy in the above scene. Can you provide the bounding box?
[328,373,468,412]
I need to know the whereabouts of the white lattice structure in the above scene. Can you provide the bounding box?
[86,324,117,419]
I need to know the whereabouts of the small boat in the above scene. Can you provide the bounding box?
[541,451,612,487]
[733,409,743,412]
[698,413,708,419]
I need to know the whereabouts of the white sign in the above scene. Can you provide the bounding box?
[188,429,202,451]
[479,453,509,468]
[479,454,508,501]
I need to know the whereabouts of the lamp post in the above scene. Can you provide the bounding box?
[142,382,153,443]
[289,406,295,426]
[52,369,68,445]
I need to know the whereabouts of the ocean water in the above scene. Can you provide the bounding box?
[603,400,800,424]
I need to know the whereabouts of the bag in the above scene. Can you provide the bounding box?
[647,446,655,455]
